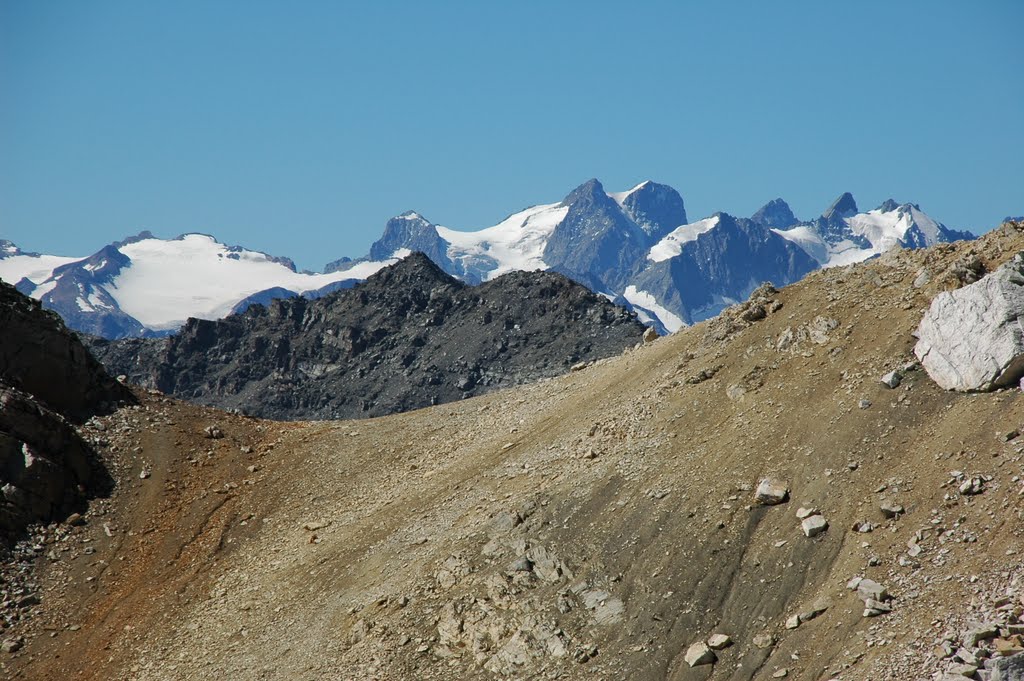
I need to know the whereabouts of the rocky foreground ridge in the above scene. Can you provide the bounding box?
[0,280,131,541]
[84,253,647,420]
[2,224,1024,680]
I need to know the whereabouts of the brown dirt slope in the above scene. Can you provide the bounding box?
[5,223,1024,681]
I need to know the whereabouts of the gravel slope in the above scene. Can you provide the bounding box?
[4,223,1024,681]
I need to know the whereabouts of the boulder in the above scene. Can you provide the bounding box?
[801,515,828,537]
[880,371,902,389]
[863,599,892,617]
[962,622,999,648]
[856,579,889,602]
[991,652,1024,681]
[707,634,732,650]
[880,502,904,519]
[755,478,789,505]
[915,253,1024,391]
[684,641,716,667]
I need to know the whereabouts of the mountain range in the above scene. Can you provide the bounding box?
[0,180,973,337]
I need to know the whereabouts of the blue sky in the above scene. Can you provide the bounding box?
[2,1,1022,271]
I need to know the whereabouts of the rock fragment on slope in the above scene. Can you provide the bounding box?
[684,641,716,666]
[801,514,828,537]
[915,252,1024,391]
[755,478,789,505]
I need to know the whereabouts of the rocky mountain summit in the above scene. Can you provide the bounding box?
[0,279,130,542]
[85,253,646,420]
[3,221,1023,680]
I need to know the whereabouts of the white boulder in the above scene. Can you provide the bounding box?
[915,253,1024,391]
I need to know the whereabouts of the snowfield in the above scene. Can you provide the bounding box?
[109,235,397,330]
[0,253,83,287]
[436,203,569,280]
[1,234,399,332]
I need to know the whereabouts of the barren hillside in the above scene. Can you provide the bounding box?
[4,223,1024,681]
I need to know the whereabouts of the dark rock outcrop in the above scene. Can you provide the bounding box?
[0,280,128,541]
[0,280,131,420]
[0,386,111,537]
[86,253,645,421]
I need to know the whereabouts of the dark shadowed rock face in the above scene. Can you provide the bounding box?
[0,386,112,538]
[86,253,646,421]
[620,181,688,242]
[543,179,651,292]
[0,280,128,542]
[0,280,131,420]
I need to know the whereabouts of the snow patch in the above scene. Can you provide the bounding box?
[32,280,59,299]
[0,254,84,287]
[622,286,685,333]
[772,226,831,265]
[607,181,651,207]
[648,216,720,262]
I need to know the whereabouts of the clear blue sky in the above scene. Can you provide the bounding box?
[2,1,1022,271]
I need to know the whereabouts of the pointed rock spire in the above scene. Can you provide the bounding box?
[751,199,798,229]
[823,192,859,221]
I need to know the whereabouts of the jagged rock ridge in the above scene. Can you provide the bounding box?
[86,253,646,420]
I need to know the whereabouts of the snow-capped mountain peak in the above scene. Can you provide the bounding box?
[615,181,688,242]
[606,180,652,207]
